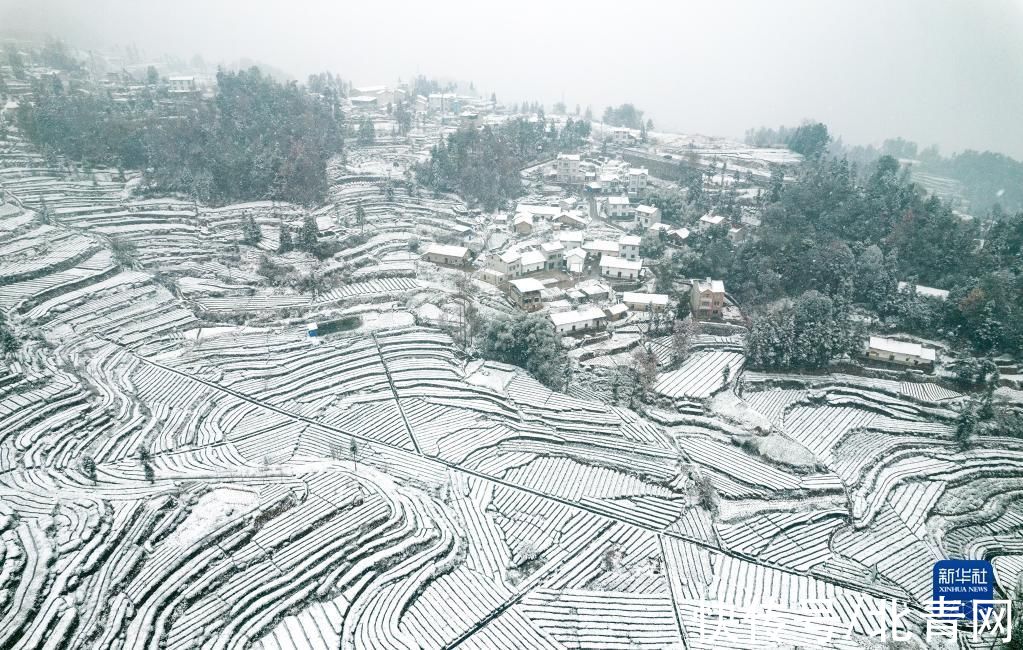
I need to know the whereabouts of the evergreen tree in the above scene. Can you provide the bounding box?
[277,223,293,253]
[955,406,977,448]
[355,200,366,232]
[479,313,567,389]
[81,455,97,483]
[241,215,262,245]
[357,116,375,145]
[298,214,319,251]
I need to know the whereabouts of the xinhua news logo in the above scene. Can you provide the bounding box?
[684,559,1014,646]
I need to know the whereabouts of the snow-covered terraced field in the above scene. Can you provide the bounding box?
[0,127,1018,650]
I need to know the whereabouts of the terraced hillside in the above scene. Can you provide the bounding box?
[1,126,1020,649]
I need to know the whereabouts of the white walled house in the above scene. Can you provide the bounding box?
[691,278,726,318]
[606,196,634,221]
[421,243,470,266]
[619,235,641,261]
[699,214,726,230]
[556,153,583,184]
[513,213,533,235]
[168,76,198,93]
[600,255,642,281]
[509,278,544,312]
[518,250,546,275]
[635,204,661,228]
[565,247,587,274]
[609,127,634,145]
[550,306,606,335]
[623,292,669,313]
[583,239,620,259]
[627,168,649,196]
[492,250,521,277]
[865,336,937,368]
[541,241,565,269]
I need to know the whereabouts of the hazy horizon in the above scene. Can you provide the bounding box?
[3,0,1022,158]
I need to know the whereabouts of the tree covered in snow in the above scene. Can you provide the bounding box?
[240,215,262,246]
[744,291,863,371]
[415,117,563,211]
[601,103,644,129]
[17,67,344,205]
[478,313,568,389]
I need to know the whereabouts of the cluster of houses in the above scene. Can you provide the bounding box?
[550,155,656,226]
[348,83,497,127]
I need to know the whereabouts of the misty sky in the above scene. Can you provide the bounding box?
[3,0,1022,158]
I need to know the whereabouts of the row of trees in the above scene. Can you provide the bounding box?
[744,291,864,370]
[17,67,345,205]
[751,124,1023,215]
[0,312,18,354]
[744,121,831,159]
[602,103,653,131]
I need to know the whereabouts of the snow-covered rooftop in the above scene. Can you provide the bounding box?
[509,278,544,293]
[599,255,642,271]
[868,336,937,361]
[550,306,605,326]
[422,243,469,258]
[623,292,669,306]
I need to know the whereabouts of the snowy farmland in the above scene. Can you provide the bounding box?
[1,125,1022,650]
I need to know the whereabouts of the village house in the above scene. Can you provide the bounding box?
[492,249,521,277]
[699,214,726,230]
[623,291,670,313]
[168,76,198,94]
[556,153,583,184]
[600,255,643,281]
[565,247,587,274]
[550,306,606,335]
[580,283,609,301]
[583,239,620,259]
[509,278,544,312]
[604,303,629,321]
[516,203,563,220]
[541,241,565,270]
[547,298,573,312]
[556,211,587,229]
[727,226,746,244]
[609,127,634,146]
[353,85,402,106]
[897,282,950,300]
[619,235,641,261]
[350,96,378,111]
[627,168,649,196]
[606,196,634,221]
[691,278,726,319]
[421,243,471,266]
[513,213,533,235]
[428,92,459,113]
[635,204,661,228]
[669,227,691,244]
[559,231,585,247]
[518,250,546,275]
[865,336,937,368]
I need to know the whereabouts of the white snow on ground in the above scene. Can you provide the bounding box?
[464,361,518,393]
[181,325,261,341]
[161,488,260,550]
